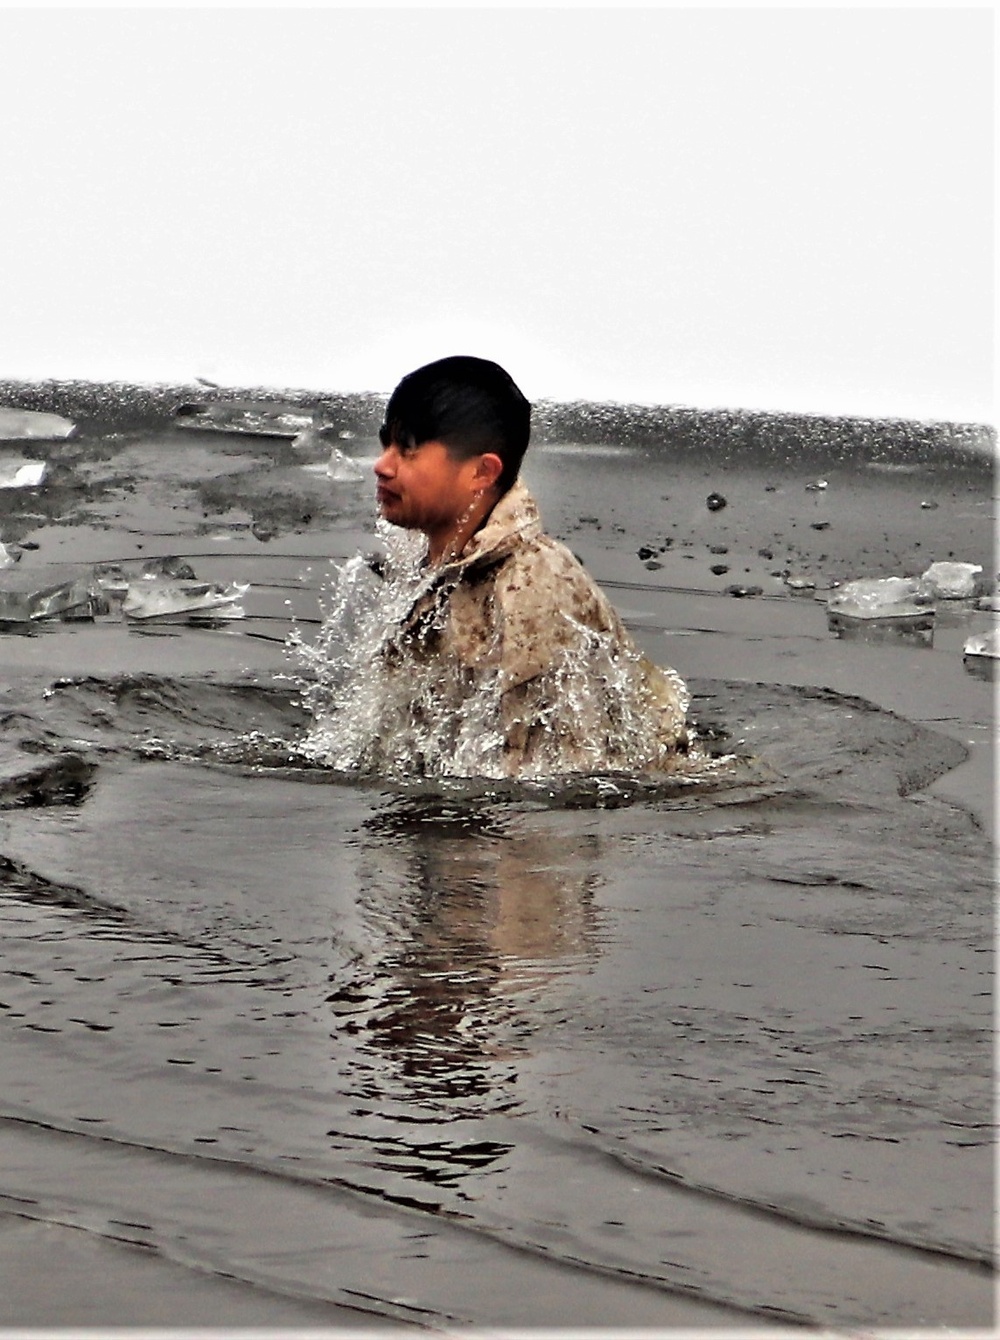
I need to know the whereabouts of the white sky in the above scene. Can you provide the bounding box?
[0,6,994,423]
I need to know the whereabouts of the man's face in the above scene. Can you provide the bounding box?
[373,437,483,540]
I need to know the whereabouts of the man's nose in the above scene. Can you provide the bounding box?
[374,446,394,478]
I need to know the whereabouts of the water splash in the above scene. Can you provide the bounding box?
[286,556,509,778]
[285,530,740,788]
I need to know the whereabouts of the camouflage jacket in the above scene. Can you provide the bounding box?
[379,479,690,779]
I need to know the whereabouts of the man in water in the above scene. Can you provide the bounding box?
[369,354,689,778]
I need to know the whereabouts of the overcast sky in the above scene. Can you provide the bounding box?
[0,6,993,423]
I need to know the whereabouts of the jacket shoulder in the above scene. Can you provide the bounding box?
[493,532,605,606]
[488,533,628,688]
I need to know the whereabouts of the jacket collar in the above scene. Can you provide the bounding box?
[393,479,542,635]
[437,478,542,577]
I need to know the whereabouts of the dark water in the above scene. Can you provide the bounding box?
[0,671,993,1329]
[0,404,995,1330]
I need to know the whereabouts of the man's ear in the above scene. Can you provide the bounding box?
[473,452,504,491]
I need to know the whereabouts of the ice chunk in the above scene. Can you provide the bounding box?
[0,407,75,441]
[290,426,327,453]
[963,629,999,678]
[963,630,1000,660]
[920,561,983,600]
[0,569,96,625]
[327,447,365,481]
[0,458,47,488]
[827,576,935,644]
[0,541,15,571]
[175,401,312,438]
[827,576,935,621]
[93,556,198,600]
[292,425,365,481]
[122,578,249,624]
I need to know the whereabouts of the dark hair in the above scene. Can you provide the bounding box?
[379,355,531,494]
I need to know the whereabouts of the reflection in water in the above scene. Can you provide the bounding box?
[324,802,602,1193]
[0,667,993,1324]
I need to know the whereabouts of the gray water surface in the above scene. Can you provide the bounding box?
[0,414,994,1330]
[0,671,993,1330]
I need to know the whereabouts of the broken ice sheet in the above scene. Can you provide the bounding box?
[122,579,250,624]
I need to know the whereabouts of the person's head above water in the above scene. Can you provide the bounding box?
[379,356,531,493]
[374,355,532,564]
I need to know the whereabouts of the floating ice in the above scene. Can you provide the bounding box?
[175,401,312,438]
[327,447,365,482]
[0,541,15,571]
[827,576,935,622]
[122,579,250,624]
[292,425,365,482]
[0,570,96,625]
[920,561,983,600]
[92,556,198,601]
[963,630,1000,661]
[0,407,75,441]
[0,556,247,629]
[290,425,331,453]
[0,458,47,488]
